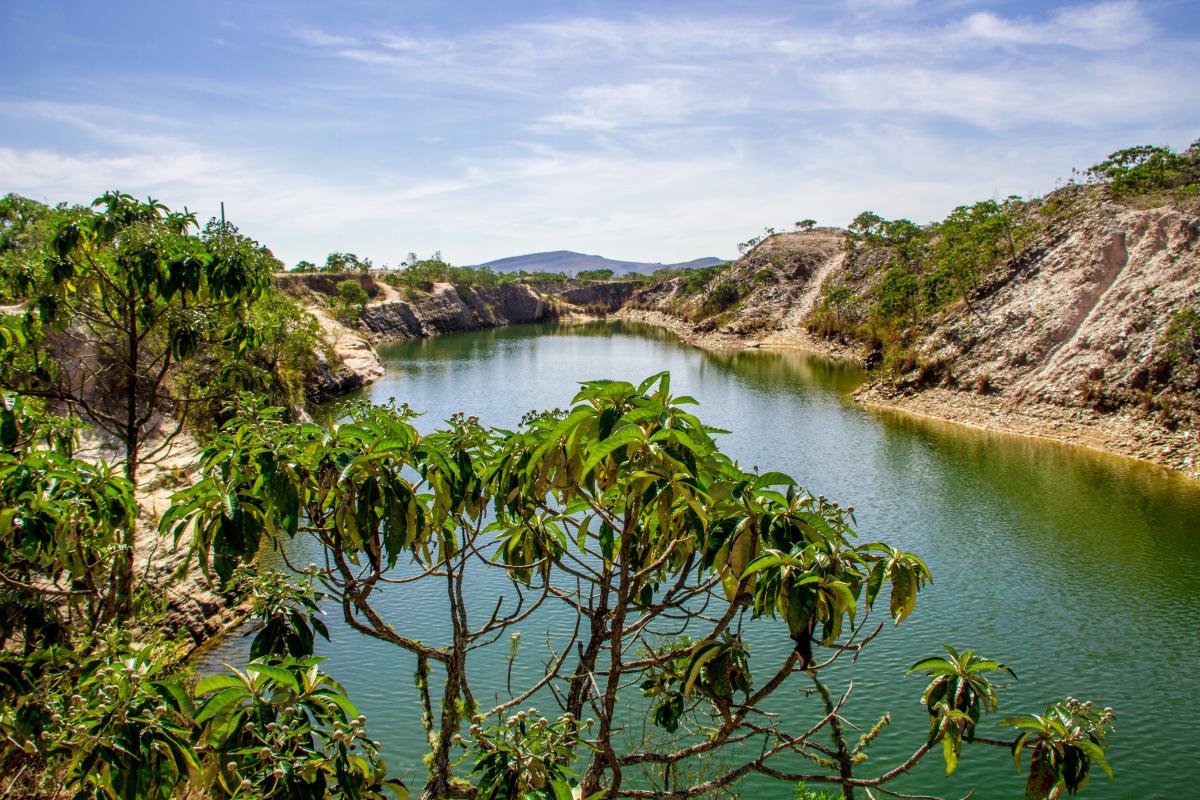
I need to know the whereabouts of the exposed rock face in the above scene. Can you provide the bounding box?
[275,272,380,299]
[360,281,556,340]
[76,426,244,646]
[620,201,1200,477]
[306,305,386,402]
[919,203,1198,410]
[623,229,855,354]
[559,280,641,312]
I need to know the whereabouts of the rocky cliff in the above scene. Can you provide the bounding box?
[620,193,1200,477]
[281,276,596,401]
[360,281,555,340]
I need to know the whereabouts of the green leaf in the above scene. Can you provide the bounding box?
[581,426,644,476]
[247,662,300,692]
[194,687,248,724]
[907,656,953,675]
[194,674,247,695]
[942,726,960,775]
[682,641,722,697]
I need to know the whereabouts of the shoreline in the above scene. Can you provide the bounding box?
[614,308,1200,482]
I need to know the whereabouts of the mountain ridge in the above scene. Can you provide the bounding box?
[471,250,725,277]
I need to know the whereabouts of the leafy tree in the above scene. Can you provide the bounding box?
[877,267,920,321]
[336,279,370,309]
[13,191,270,484]
[1086,145,1198,195]
[323,252,373,273]
[822,285,856,321]
[795,219,817,231]
[293,260,317,273]
[0,194,78,302]
[166,375,1113,800]
[0,568,403,800]
[707,280,741,313]
[1002,698,1115,799]
[846,211,886,246]
[923,198,1030,313]
[1165,304,1200,363]
[0,192,273,612]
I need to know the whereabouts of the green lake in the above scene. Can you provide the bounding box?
[202,320,1200,798]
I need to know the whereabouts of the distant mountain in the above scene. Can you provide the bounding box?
[472,250,726,277]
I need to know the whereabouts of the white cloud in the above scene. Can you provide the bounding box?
[289,25,359,48]
[539,78,749,131]
[958,1,1152,50]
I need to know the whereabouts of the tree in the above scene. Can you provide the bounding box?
[1086,145,1197,195]
[336,279,370,309]
[0,194,77,303]
[877,266,920,321]
[795,219,817,231]
[846,211,886,245]
[15,192,270,484]
[293,259,317,273]
[0,565,405,800]
[0,192,270,612]
[577,268,615,282]
[167,376,1113,800]
[324,252,374,273]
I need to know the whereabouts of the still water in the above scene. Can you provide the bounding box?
[202,321,1200,798]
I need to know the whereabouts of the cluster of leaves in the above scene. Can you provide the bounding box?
[0,193,83,303]
[292,253,374,274]
[575,268,615,282]
[639,636,752,733]
[1002,697,1115,799]
[909,645,1015,776]
[0,192,331,477]
[0,569,402,800]
[844,200,1031,324]
[658,263,727,293]
[332,279,371,326]
[1086,143,1200,196]
[464,709,591,800]
[0,392,137,649]
[809,200,1034,382]
[377,257,571,295]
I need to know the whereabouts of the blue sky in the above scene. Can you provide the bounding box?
[1,1,1196,266]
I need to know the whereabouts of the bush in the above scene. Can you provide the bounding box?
[708,281,742,313]
[877,267,920,320]
[1087,144,1199,196]
[336,278,369,308]
[1166,305,1200,362]
[576,268,615,281]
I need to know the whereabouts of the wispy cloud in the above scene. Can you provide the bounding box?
[1,1,1194,266]
[957,1,1153,50]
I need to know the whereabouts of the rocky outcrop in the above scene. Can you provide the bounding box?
[275,272,381,300]
[360,281,557,340]
[306,305,385,402]
[621,229,861,359]
[559,280,641,312]
[618,198,1200,478]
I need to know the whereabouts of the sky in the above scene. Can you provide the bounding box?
[1,1,1197,267]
